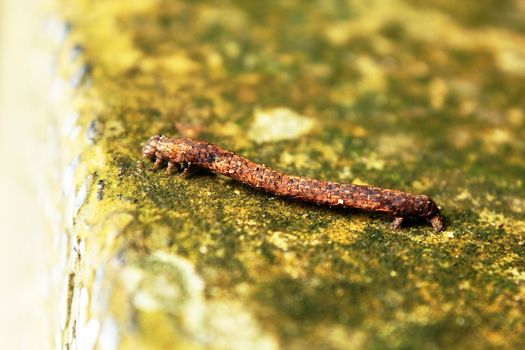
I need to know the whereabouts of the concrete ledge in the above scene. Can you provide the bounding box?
[47,1,525,349]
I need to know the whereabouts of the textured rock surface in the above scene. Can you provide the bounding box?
[57,0,524,349]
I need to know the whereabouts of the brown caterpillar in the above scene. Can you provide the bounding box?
[142,135,445,231]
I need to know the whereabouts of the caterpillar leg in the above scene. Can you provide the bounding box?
[391,217,404,230]
[152,158,163,171]
[181,162,196,178]
[429,214,445,232]
[166,162,176,175]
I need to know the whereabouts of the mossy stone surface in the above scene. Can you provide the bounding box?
[59,0,525,349]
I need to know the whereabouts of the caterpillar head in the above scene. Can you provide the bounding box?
[142,135,195,168]
[142,135,161,160]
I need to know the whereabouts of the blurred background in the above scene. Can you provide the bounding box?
[0,0,58,348]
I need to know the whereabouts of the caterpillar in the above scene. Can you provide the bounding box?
[142,135,445,231]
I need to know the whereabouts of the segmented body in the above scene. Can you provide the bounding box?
[142,135,445,231]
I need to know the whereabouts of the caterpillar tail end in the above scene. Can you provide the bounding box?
[429,214,445,232]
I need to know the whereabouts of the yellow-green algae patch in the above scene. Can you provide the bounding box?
[248,107,316,144]
[58,0,525,349]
